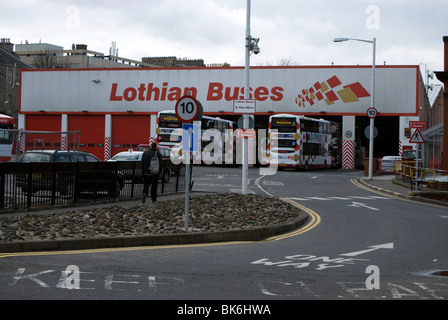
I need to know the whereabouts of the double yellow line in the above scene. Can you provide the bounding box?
[265,198,321,242]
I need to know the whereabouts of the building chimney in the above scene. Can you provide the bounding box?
[0,38,14,53]
[75,44,88,50]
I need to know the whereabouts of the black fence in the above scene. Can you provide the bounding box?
[0,160,188,211]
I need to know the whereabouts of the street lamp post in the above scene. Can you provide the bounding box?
[334,37,376,180]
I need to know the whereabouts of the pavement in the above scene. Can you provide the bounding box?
[357,174,448,207]
[1,173,447,254]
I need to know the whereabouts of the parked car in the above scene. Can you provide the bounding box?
[109,150,144,182]
[109,147,173,182]
[17,150,124,197]
[401,150,416,161]
[110,150,144,161]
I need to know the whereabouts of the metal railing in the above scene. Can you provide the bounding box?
[394,161,448,191]
[0,160,187,211]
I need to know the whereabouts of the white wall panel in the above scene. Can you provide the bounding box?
[20,66,419,116]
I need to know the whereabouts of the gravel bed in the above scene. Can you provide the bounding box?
[0,194,305,243]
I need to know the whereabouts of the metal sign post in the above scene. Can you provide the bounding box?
[409,122,426,191]
[175,95,203,230]
[184,126,193,229]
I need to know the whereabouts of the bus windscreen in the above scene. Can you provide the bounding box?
[271,118,296,132]
[158,114,182,128]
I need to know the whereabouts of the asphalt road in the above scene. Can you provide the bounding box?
[1,165,447,303]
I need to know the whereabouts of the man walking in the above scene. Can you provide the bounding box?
[141,142,162,203]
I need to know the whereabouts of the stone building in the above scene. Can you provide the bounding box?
[434,36,448,170]
[15,43,159,69]
[0,38,32,119]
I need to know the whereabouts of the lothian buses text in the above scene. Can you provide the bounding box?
[110,82,284,102]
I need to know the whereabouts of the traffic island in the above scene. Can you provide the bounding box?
[0,194,308,253]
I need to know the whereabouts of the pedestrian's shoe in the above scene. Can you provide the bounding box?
[142,193,147,203]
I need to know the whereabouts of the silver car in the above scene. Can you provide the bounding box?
[109,148,172,182]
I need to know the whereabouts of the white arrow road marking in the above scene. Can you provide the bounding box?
[348,201,380,211]
[340,243,394,257]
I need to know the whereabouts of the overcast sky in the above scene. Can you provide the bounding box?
[2,0,447,77]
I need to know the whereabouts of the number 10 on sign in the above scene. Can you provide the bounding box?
[175,96,202,123]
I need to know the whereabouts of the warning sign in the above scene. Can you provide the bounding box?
[409,129,425,144]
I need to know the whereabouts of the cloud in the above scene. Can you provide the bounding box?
[0,0,446,71]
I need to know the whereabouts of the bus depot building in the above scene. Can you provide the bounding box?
[19,65,421,169]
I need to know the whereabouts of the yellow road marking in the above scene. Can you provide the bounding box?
[264,198,321,242]
[350,178,396,196]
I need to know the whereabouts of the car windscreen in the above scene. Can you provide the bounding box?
[159,149,170,158]
[112,154,140,161]
[401,151,415,158]
[21,153,52,162]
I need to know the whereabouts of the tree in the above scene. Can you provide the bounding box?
[33,51,69,69]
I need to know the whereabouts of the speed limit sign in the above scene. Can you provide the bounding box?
[367,107,378,118]
[175,95,203,123]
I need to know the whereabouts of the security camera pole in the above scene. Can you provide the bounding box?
[243,0,259,195]
[242,0,251,195]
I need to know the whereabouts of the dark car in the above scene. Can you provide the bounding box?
[401,150,416,161]
[17,150,124,197]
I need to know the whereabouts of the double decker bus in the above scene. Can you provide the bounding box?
[0,114,14,161]
[267,114,331,170]
[156,110,183,148]
[156,110,236,164]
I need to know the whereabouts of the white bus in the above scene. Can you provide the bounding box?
[156,110,236,164]
[267,114,331,170]
[156,110,183,148]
